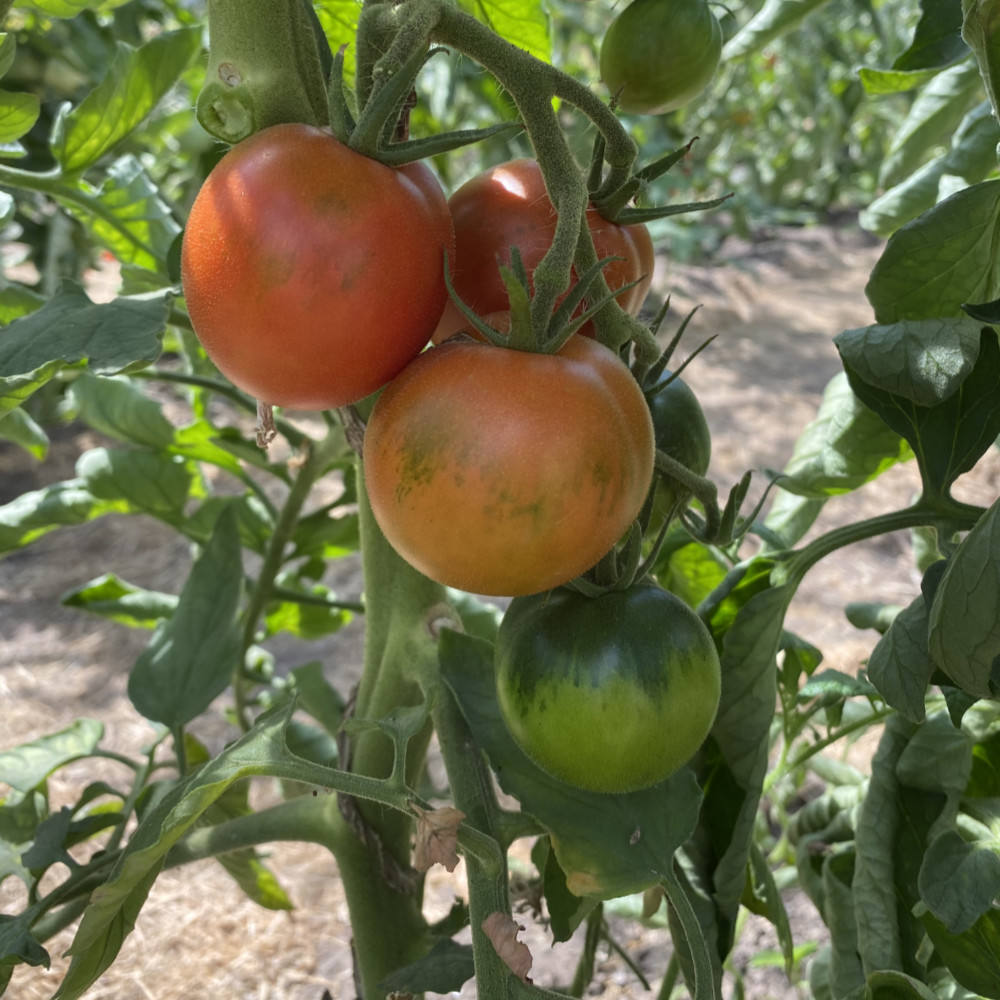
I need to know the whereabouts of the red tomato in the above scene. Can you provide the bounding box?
[181,123,454,410]
[363,335,655,596]
[434,159,654,340]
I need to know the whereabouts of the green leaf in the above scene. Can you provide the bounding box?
[799,669,878,702]
[264,585,352,641]
[0,406,48,459]
[438,629,703,901]
[866,595,935,724]
[0,719,104,794]
[841,327,1000,496]
[821,848,865,997]
[69,372,175,450]
[778,372,912,498]
[878,60,982,190]
[895,0,968,72]
[54,28,202,175]
[458,0,551,66]
[919,830,1000,934]
[51,703,303,1000]
[722,0,835,60]
[0,280,168,418]
[0,912,49,969]
[834,318,983,407]
[377,937,476,995]
[63,154,182,272]
[0,282,45,324]
[14,0,131,16]
[922,909,1000,999]
[127,508,243,728]
[862,100,1000,238]
[531,836,599,944]
[895,712,972,796]
[287,662,345,735]
[77,447,192,524]
[863,970,943,1000]
[0,89,40,143]
[0,479,124,554]
[744,843,795,976]
[0,34,16,80]
[928,497,1000,699]
[61,573,178,629]
[866,179,1000,323]
[860,67,948,96]
[657,541,730,609]
[852,714,916,976]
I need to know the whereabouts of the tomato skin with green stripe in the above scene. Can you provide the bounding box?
[495,582,721,793]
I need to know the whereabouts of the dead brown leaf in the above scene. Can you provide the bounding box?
[411,803,465,873]
[481,911,533,983]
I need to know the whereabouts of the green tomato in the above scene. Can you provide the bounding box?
[494,581,721,794]
[599,0,723,115]
[647,368,712,518]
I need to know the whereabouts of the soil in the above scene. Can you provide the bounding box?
[3,222,998,1000]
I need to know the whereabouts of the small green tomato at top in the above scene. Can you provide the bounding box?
[599,0,723,115]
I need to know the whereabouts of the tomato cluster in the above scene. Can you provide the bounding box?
[183,127,720,798]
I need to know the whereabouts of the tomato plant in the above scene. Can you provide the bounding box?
[5,2,1000,1000]
[599,0,723,115]
[495,581,721,793]
[434,158,655,340]
[181,122,455,410]
[363,334,654,596]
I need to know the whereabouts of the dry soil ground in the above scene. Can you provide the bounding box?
[3,222,999,1000]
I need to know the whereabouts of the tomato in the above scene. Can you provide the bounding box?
[363,335,655,596]
[600,0,723,115]
[181,123,454,410]
[495,580,721,793]
[434,159,654,341]
[647,368,712,516]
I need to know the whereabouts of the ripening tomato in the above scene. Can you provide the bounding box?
[434,159,654,340]
[363,335,655,596]
[181,123,454,410]
[600,0,723,115]
[495,580,721,794]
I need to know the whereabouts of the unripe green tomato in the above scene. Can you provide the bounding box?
[647,369,712,518]
[495,581,721,794]
[600,0,723,115]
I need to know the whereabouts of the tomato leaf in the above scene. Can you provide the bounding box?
[0,406,48,460]
[0,89,40,144]
[877,60,981,191]
[53,28,202,176]
[928,497,1000,699]
[722,0,833,60]
[0,720,104,794]
[63,155,182,272]
[14,0,130,16]
[457,0,551,67]
[0,912,49,970]
[69,373,175,450]
[50,702,302,1000]
[839,327,1000,497]
[76,448,192,526]
[61,573,178,629]
[127,507,243,728]
[0,480,124,555]
[376,938,476,996]
[866,595,935,724]
[777,372,912,499]
[0,280,168,419]
[866,179,1000,323]
[438,628,703,901]
[893,0,967,73]
[919,830,1000,935]
[835,318,982,408]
